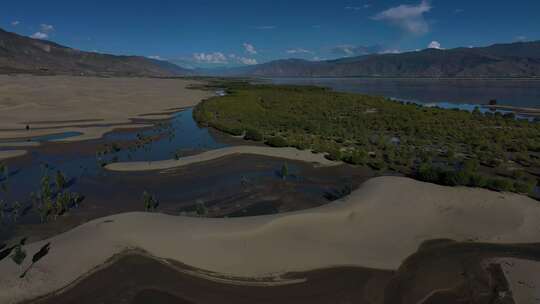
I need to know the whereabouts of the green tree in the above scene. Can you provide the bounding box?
[280,163,289,180]
[55,170,67,191]
[11,245,26,265]
[12,201,21,222]
[196,200,208,216]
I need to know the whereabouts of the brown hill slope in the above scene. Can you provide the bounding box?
[0,28,190,77]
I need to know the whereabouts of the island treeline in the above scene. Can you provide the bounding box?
[194,82,540,196]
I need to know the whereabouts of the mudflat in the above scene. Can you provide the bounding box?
[0,75,212,141]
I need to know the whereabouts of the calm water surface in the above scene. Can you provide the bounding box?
[268,78,540,108]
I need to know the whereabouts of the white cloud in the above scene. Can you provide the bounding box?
[286,48,312,54]
[333,45,355,56]
[239,57,258,65]
[254,25,276,30]
[31,23,55,40]
[345,4,370,10]
[372,0,432,35]
[11,20,20,26]
[332,44,385,57]
[427,41,442,49]
[380,49,401,54]
[193,52,228,64]
[31,32,48,39]
[515,36,528,42]
[192,52,257,66]
[243,42,257,55]
[229,54,257,65]
[148,55,165,60]
[40,24,54,32]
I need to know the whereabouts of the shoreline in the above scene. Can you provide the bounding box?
[2,176,540,303]
[0,150,26,161]
[105,146,339,172]
[481,104,540,117]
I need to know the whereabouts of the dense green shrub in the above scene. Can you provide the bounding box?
[343,149,367,165]
[469,174,488,188]
[244,128,263,141]
[266,136,288,147]
[325,148,342,161]
[417,163,440,182]
[486,178,514,192]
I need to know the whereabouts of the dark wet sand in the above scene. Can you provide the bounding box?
[7,153,374,243]
[26,241,540,304]
[27,252,393,304]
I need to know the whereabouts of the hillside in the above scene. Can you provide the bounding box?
[0,28,190,77]
[205,41,540,78]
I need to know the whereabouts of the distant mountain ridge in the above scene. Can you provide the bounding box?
[0,28,190,77]
[203,41,540,78]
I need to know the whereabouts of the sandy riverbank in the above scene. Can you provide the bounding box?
[106,146,339,171]
[482,104,540,117]
[0,150,26,161]
[1,176,540,303]
[0,76,212,142]
[496,257,540,304]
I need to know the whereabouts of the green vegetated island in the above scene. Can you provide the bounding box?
[194,81,540,196]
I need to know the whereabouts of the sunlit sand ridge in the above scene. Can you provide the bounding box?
[1,176,540,303]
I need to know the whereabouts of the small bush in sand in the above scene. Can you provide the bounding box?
[55,170,67,191]
[11,244,26,265]
[280,163,289,180]
[196,200,208,216]
[143,191,159,212]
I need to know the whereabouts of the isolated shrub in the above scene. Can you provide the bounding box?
[417,163,439,182]
[280,163,289,180]
[325,148,342,161]
[11,245,26,265]
[469,174,488,188]
[196,201,208,216]
[514,179,536,194]
[213,124,244,136]
[487,178,514,192]
[343,149,367,165]
[266,136,288,147]
[244,129,263,141]
[368,159,387,171]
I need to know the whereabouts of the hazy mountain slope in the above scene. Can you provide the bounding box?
[0,28,191,76]
[205,41,540,78]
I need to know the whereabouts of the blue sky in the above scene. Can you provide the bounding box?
[1,0,539,68]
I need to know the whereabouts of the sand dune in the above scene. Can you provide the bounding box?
[106,146,339,171]
[0,76,212,141]
[1,176,540,303]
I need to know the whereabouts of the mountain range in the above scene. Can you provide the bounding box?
[1,26,540,78]
[0,28,190,77]
[202,41,540,78]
